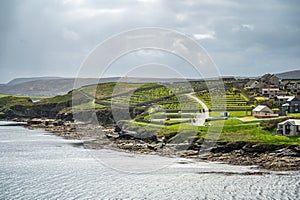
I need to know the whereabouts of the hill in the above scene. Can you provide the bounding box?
[0,77,202,96]
[276,69,300,80]
[7,77,62,85]
[0,77,118,96]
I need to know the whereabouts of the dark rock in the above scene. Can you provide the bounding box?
[242,143,283,153]
[211,142,246,153]
[27,118,44,125]
[118,132,135,140]
[174,143,191,150]
[276,148,300,157]
[147,144,157,151]
[187,136,198,144]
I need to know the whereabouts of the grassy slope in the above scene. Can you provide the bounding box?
[1,81,299,147]
[130,119,300,147]
[0,93,51,99]
[196,88,253,111]
[0,96,33,108]
[0,94,10,98]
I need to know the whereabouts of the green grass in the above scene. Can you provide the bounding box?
[0,94,10,98]
[101,84,200,111]
[1,80,299,148]
[210,110,250,117]
[0,96,33,108]
[36,93,73,104]
[80,82,144,99]
[208,119,244,126]
[130,120,198,139]
[150,113,196,119]
[0,94,51,99]
[128,118,300,147]
[72,101,106,111]
[287,113,300,117]
[205,119,300,147]
[195,89,253,111]
[255,96,268,101]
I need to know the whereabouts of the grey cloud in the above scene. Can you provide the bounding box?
[0,0,300,83]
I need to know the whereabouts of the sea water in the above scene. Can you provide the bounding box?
[0,121,299,199]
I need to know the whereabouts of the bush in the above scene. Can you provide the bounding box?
[260,117,290,131]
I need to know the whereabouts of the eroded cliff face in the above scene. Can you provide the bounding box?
[0,98,134,125]
[0,102,72,119]
[57,109,114,125]
[57,107,146,125]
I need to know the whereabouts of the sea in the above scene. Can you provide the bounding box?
[0,121,299,199]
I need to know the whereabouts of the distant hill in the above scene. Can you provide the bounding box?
[276,70,300,80]
[0,77,202,96]
[0,78,112,96]
[7,77,62,85]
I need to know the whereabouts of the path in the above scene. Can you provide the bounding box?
[185,93,210,126]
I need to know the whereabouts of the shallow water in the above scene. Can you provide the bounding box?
[0,121,299,199]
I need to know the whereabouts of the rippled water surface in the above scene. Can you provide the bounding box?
[0,121,299,199]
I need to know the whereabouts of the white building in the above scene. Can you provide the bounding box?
[277,119,300,136]
[261,88,279,98]
[252,105,278,118]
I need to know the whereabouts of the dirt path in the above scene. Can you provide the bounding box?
[185,93,209,126]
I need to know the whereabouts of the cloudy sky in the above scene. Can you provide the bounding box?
[1,0,300,83]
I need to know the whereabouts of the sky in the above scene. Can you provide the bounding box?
[1,0,300,83]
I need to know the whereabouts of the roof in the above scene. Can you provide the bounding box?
[245,79,258,86]
[278,119,300,126]
[261,88,279,91]
[281,81,290,86]
[287,96,298,102]
[261,73,272,79]
[277,96,295,101]
[246,80,255,85]
[261,74,279,81]
[253,105,269,112]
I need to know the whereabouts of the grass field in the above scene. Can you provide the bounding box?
[0,94,10,98]
[99,84,201,111]
[287,113,300,117]
[71,101,106,111]
[207,119,300,147]
[130,119,300,147]
[195,89,253,111]
[255,96,268,101]
[209,110,250,117]
[1,81,299,147]
[0,93,52,99]
[0,96,33,108]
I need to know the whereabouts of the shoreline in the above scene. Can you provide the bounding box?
[3,118,300,171]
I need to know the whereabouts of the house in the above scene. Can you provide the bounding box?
[260,74,280,86]
[245,79,259,89]
[290,83,300,95]
[282,81,300,95]
[232,80,247,89]
[281,97,300,113]
[244,74,280,92]
[277,119,300,136]
[252,105,278,118]
[279,80,290,90]
[261,88,279,98]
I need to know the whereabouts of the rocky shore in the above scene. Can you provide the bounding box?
[13,118,300,171]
